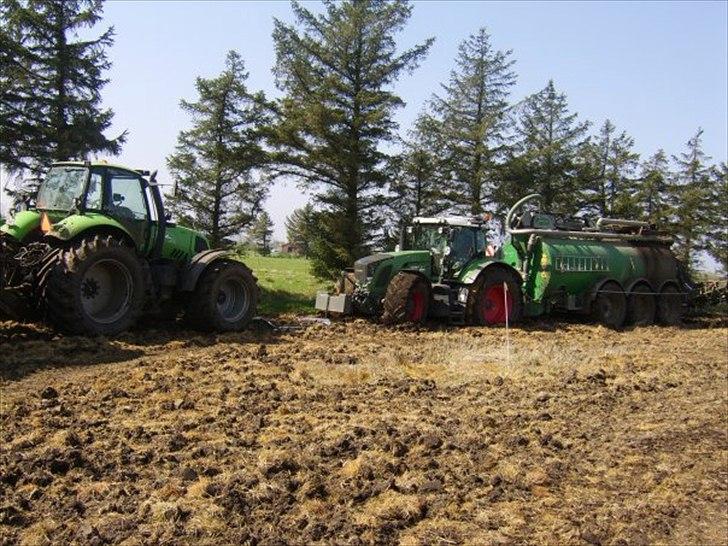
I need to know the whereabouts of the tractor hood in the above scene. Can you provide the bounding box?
[353,250,431,283]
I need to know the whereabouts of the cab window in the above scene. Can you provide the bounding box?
[85,171,103,210]
[105,169,148,220]
[475,230,487,255]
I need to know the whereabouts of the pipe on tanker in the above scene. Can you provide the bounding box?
[595,217,650,230]
[505,194,542,234]
[509,228,673,244]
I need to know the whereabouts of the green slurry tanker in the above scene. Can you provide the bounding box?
[1,161,258,335]
[316,194,693,328]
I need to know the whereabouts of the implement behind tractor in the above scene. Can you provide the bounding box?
[317,194,696,328]
[1,161,258,335]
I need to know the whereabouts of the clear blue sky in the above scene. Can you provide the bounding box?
[12,1,728,239]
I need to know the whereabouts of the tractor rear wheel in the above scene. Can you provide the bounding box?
[185,261,258,331]
[468,268,523,326]
[592,281,627,329]
[42,235,145,335]
[657,283,683,326]
[627,283,656,326]
[382,272,430,324]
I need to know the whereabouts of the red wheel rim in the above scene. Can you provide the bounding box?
[481,284,513,324]
[407,289,426,321]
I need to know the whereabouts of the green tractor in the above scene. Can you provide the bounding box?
[316,194,692,328]
[1,161,258,335]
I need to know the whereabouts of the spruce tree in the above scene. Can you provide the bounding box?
[270,0,433,278]
[670,128,712,268]
[704,162,727,272]
[497,80,590,215]
[0,0,124,174]
[285,203,317,257]
[427,28,516,215]
[636,149,672,225]
[388,115,447,227]
[167,50,271,247]
[581,120,640,217]
[249,211,274,255]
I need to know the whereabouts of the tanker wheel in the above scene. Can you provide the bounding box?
[185,261,258,331]
[627,283,656,326]
[381,272,430,325]
[592,281,627,329]
[42,235,145,335]
[657,283,683,326]
[468,268,523,326]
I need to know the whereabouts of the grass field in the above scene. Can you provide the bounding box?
[239,252,331,316]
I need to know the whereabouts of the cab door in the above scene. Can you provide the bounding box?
[102,167,152,253]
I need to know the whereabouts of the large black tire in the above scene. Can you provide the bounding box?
[467,268,523,326]
[381,272,430,325]
[657,283,684,326]
[42,235,145,335]
[591,281,627,329]
[185,261,258,331]
[627,283,656,326]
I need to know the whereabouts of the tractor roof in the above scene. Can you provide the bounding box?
[412,216,488,228]
[52,160,152,177]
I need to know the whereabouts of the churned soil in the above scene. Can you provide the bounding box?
[0,317,726,545]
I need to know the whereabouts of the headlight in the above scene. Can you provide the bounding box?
[458,287,469,303]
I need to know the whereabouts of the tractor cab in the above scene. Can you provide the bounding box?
[33,162,167,257]
[406,216,490,279]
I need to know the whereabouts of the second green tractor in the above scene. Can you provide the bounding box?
[317,194,693,328]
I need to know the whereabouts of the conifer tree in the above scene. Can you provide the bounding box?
[636,149,672,225]
[270,0,433,278]
[704,162,727,272]
[249,211,274,255]
[670,128,712,268]
[167,50,271,247]
[497,80,590,215]
[581,120,640,217]
[427,28,516,215]
[285,203,317,257]
[388,116,447,227]
[0,0,124,174]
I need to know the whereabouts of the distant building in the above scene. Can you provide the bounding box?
[280,242,304,255]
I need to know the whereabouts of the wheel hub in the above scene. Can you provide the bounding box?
[82,278,100,299]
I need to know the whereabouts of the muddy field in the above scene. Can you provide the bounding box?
[1,317,726,545]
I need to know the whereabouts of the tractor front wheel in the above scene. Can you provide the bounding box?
[42,235,145,335]
[382,272,430,324]
[185,261,258,331]
[468,269,523,326]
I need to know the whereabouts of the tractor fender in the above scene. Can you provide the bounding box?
[48,213,136,248]
[180,250,239,292]
[395,268,433,292]
[462,261,522,288]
